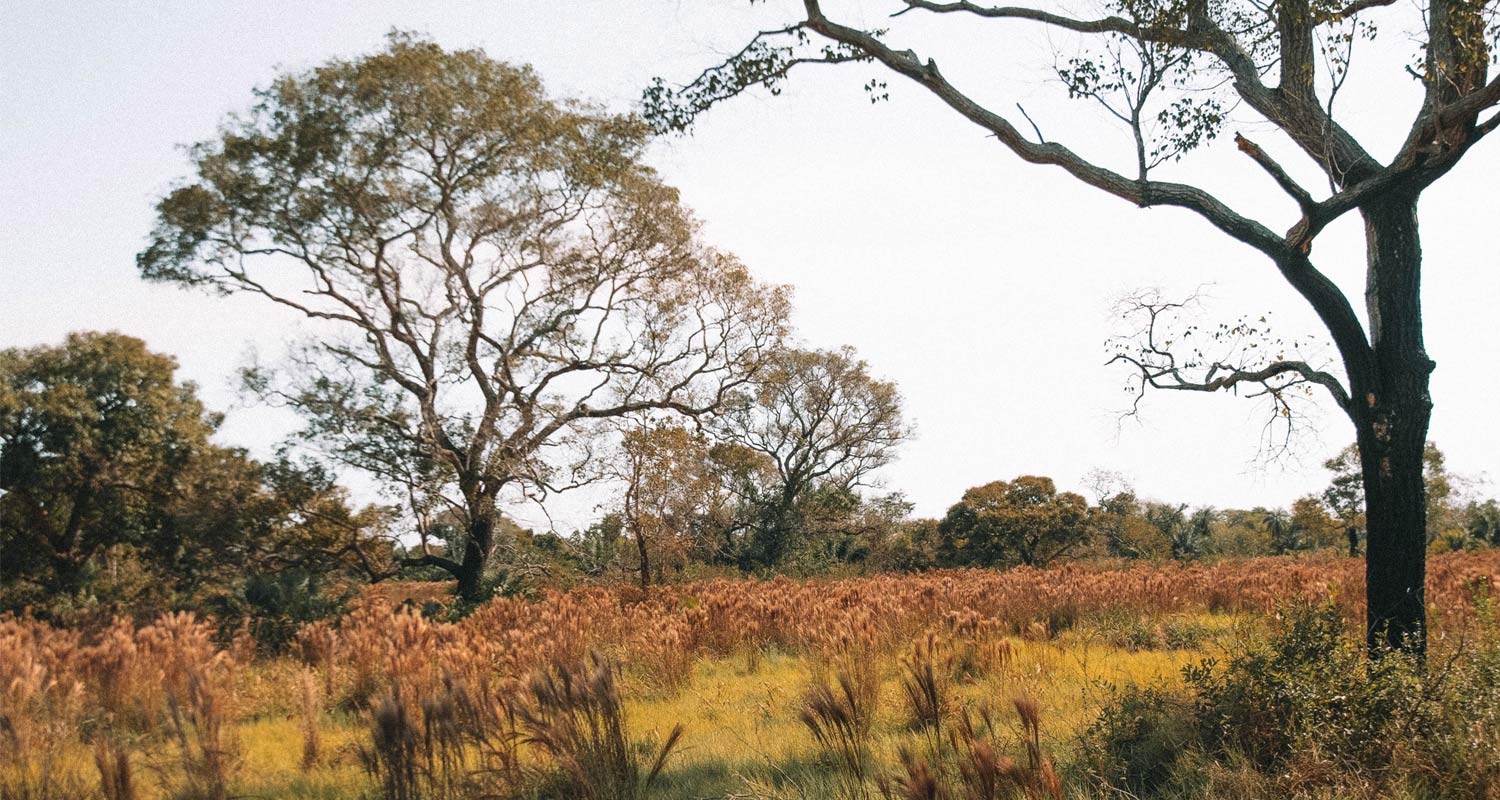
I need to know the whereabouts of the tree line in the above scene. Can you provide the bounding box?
[6,328,1496,632]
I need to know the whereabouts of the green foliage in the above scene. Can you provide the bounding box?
[1082,682,1197,795]
[0,332,221,602]
[1184,601,1416,769]
[0,332,387,621]
[938,476,1089,568]
[206,570,351,654]
[1083,599,1500,797]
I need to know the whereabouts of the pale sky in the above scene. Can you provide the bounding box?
[3,1,1497,532]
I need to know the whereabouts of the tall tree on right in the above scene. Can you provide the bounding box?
[650,0,1500,654]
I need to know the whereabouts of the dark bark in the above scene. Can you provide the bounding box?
[1352,195,1433,655]
[455,515,494,604]
[635,525,651,592]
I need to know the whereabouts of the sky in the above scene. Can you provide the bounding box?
[3,1,1497,533]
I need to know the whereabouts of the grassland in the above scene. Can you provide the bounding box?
[3,551,1498,799]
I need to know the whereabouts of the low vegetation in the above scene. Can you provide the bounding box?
[2,551,1497,799]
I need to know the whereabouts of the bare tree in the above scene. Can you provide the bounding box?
[649,0,1500,653]
[139,35,790,601]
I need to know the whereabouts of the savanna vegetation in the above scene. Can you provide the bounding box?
[4,11,1500,799]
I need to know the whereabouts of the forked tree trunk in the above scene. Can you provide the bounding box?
[1354,195,1433,656]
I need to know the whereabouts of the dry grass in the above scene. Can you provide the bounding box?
[0,551,1496,798]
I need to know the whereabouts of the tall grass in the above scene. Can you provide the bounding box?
[799,669,875,795]
[518,651,683,800]
[0,551,1496,798]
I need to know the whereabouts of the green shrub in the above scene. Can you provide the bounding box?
[1079,682,1197,795]
[1183,600,1419,771]
[1080,598,1500,798]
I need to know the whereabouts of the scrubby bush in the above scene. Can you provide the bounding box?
[1080,597,1500,798]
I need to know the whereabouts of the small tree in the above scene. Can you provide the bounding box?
[140,35,789,601]
[1289,495,1340,551]
[938,476,1089,567]
[615,421,714,589]
[709,346,909,567]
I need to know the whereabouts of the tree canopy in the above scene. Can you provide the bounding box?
[139,34,790,601]
[938,476,1089,568]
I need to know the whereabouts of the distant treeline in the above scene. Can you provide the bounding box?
[4,332,1497,640]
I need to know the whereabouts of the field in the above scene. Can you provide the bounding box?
[4,551,1499,800]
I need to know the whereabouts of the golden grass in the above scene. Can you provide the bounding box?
[1,552,1496,798]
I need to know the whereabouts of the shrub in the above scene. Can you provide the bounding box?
[1080,597,1500,798]
[1184,600,1418,771]
[1078,682,1197,795]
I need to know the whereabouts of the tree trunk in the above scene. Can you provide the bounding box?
[1355,194,1432,656]
[635,526,651,592]
[456,515,494,604]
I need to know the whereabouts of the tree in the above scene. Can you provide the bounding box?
[1290,495,1341,550]
[1143,501,1190,559]
[139,35,789,601]
[0,332,220,598]
[0,333,380,614]
[938,476,1090,567]
[1323,444,1368,555]
[1185,507,1217,559]
[1264,508,1298,555]
[1463,499,1500,546]
[1323,441,1460,549]
[708,346,909,567]
[1081,471,1169,560]
[651,0,1500,654]
[615,421,714,589]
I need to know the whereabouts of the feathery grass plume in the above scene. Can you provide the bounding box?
[163,665,240,800]
[0,713,89,800]
[878,747,947,800]
[900,632,949,734]
[452,675,523,791]
[360,686,421,800]
[799,669,873,794]
[518,650,683,800]
[1012,695,1062,800]
[418,674,468,799]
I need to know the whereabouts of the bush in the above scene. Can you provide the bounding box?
[1080,598,1500,798]
[1183,600,1419,771]
[1079,682,1197,795]
[206,570,350,654]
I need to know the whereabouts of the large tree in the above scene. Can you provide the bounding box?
[650,0,1500,653]
[140,35,789,601]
